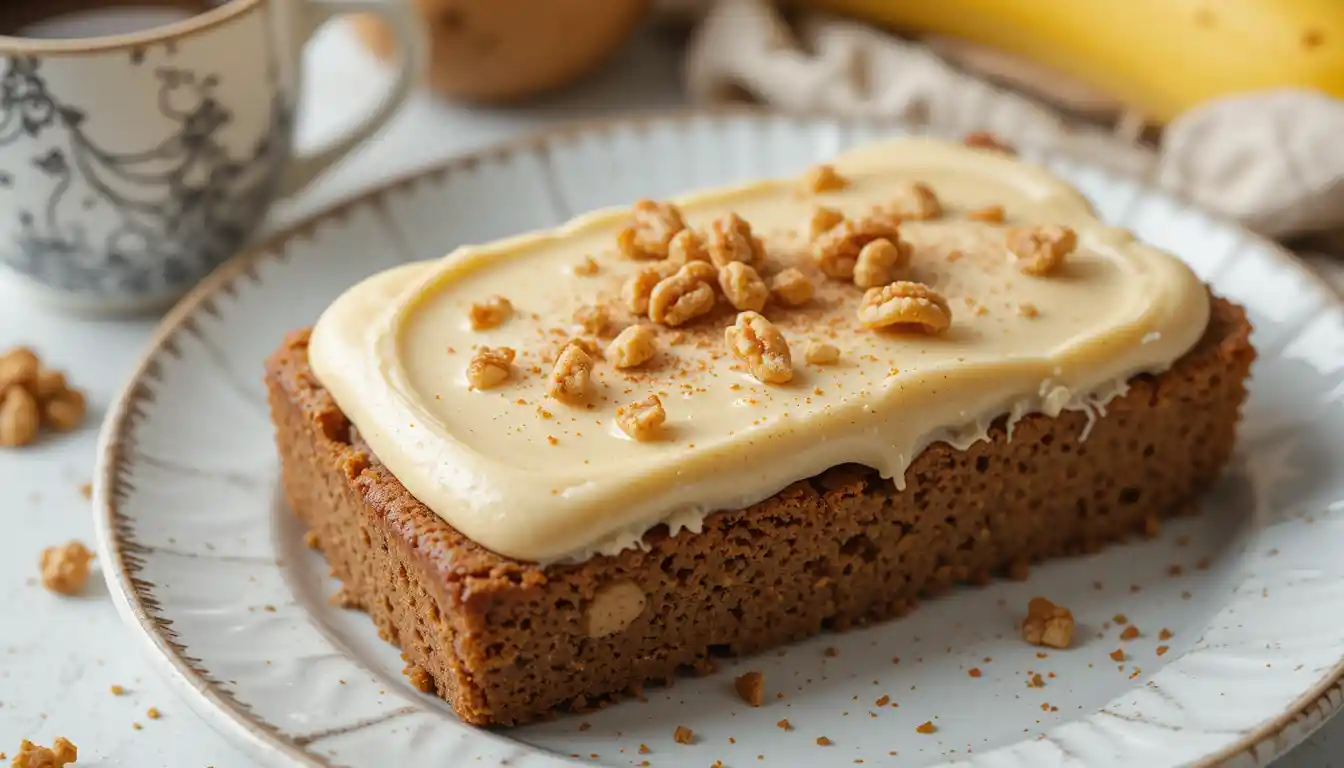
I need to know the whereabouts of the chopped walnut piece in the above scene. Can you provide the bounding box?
[608,325,658,369]
[0,386,40,448]
[1008,225,1077,276]
[468,295,512,330]
[0,347,39,393]
[649,264,717,327]
[963,131,1016,154]
[812,213,902,279]
[1018,302,1040,318]
[667,228,711,267]
[622,267,664,315]
[573,304,616,337]
[547,342,594,404]
[673,725,695,745]
[707,213,766,267]
[802,164,848,193]
[770,268,814,307]
[725,311,793,384]
[804,341,840,365]
[968,205,1006,223]
[573,256,600,276]
[40,541,93,596]
[11,737,77,768]
[882,182,942,220]
[466,346,515,389]
[852,237,911,289]
[618,199,685,260]
[734,670,765,706]
[856,281,952,334]
[43,390,86,432]
[617,395,666,441]
[1021,596,1075,649]
[807,206,846,242]
[718,262,769,312]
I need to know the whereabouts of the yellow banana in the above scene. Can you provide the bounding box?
[794,0,1344,122]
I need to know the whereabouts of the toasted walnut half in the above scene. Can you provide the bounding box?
[468,295,513,330]
[807,206,846,242]
[667,228,711,266]
[649,264,717,326]
[548,342,594,404]
[1008,226,1077,276]
[466,346,515,389]
[770,268,814,307]
[622,267,664,315]
[617,394,667,441]
[857,281,951,334]
[608,324,658,369]
[802,164,848,193]
[707,213,766,267]
[852,237,911,289]
[718,262,770,312]
[617,199,686,260]
[812,213,902,279]
[881,182,942,220]
[725,311,793,384]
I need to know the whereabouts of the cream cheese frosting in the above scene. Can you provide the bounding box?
[308,138,1210,563]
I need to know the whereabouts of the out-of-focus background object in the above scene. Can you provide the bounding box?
[353,0,651,103]
[678,0,1344,243]
[795,0,1344,123]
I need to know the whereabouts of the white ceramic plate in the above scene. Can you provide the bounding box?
[95,112,1344,768]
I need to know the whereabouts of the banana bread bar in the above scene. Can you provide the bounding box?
[265,293,1253,726]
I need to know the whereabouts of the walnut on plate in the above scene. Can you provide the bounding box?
[770,268,814,307]
[707,213,766,267]
[617,394,666,441]
[466,346,515,389]
[718,261,769,312]
[649,263,717,327]
[548,341,594,404]
[608,325,658,369]
[852,237,911,289]
[812,213,902,279]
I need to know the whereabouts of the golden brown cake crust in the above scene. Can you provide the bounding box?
[265,294,1254,726]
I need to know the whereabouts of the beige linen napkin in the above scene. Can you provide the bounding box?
[679,0,1344,242]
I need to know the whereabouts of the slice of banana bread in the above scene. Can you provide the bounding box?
[265,293,1252,726]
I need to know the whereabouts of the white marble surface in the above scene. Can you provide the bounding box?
[0,18,1340,768]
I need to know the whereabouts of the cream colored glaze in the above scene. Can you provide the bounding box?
[309,138,1210,563]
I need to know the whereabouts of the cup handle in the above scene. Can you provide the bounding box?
[280,0,426,199]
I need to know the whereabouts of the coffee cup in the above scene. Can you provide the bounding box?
[0,1,424,315]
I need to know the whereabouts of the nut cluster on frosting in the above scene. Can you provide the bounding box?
[459,160,1080,444]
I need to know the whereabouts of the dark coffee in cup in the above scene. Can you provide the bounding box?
[0,1,230,39]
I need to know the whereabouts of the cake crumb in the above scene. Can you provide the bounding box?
[573,256,600,276]
[303,530,320,549]
[1022,597,1074,649]
[1156,645,1170,657]
[10,737,77,768]
[969,205,1006,223]
[824,647,839,657]
[815,736,832,746]
[1029,673,1045,688]
[109,684,125,695]
[132,723,142,730]
[734,671,765,707]
[1120,625,1140,641]
[402,660,435,693]
[146,706,161,720]
[916,721,937,734]
[673,726,694,745]
[40,541,93,596]
[577,722,591,732]
[1017,302,1039,318]
[968,668,982,678]
[963,131,1016,154]
[1113,614,1128,625]
[78,482,92,500]
[776,719,793,731]
[1158,628,1173,641]
[875,695,890,706]
[1109,649,1126,662]
[639,744,650,754]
